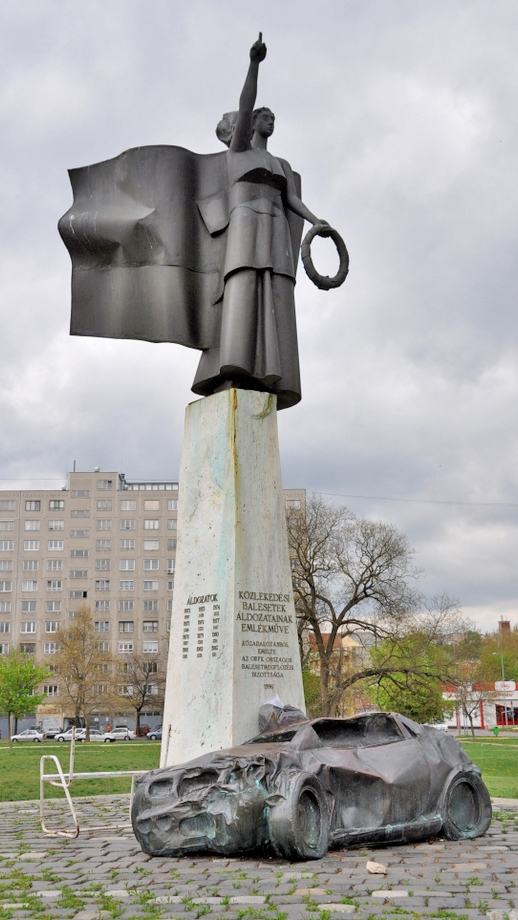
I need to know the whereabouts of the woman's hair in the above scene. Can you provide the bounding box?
[216,111,238,147]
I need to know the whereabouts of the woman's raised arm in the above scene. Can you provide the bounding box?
[230,34,267,152]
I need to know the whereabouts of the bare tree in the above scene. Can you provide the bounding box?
[287,496,468,716]
[53,606,114,739]
[116,653,166,735]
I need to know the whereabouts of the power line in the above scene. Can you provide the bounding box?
[314,491,518,509]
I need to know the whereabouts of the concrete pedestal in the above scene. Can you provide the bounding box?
[160,389,305,768]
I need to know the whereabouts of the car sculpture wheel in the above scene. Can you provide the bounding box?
[131,712,492,860]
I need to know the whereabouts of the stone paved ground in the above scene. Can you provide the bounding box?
[1,795,518,920]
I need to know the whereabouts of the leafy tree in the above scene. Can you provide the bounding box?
[116,653,166,735]
[0,649,49,748]
[53,606,114,740]
[372,628,455,724]
[288,496,472,716]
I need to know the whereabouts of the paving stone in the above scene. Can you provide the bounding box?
[371,888,409,898]
[318,906,356,914]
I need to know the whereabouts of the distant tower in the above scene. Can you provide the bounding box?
[499,618,511,638]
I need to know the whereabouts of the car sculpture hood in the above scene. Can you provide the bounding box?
[131,711,491,860]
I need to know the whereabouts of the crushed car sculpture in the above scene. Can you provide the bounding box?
[131,711,491,860]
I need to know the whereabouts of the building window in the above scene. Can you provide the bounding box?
[143,559,159,570]
[47,580,62,592]
[0,560,13,571]
[167,559,175,573]
[43,685,59,696]
[120,539,135,550]
[95,621,110,633]
[69,590,87,599]
[0,622,11,634]
[143,620,158,632]
[145,661,158,674]
[168,500,178,511]
[45,622,61,633]
[97,641,110,652]
[119,621,134,633]
[97,500,112,510]
[119,559,135,571]
[117,601,134,614]
[20,643,35,654]
[120,500,136,511]
[48,520,64,531]
[144,540,159,551]
[0,642,10,654]
[95,580,110,591]
[0,522,14,531]
[166,617,171,629]
[25,500,41,511]
[0,581,12,592]
[144,500,160,510]
[143,600,159,612]
[71,490,90,498]
[46,601,62,613]
[20,622,36,634]
[70,570,88,579]
[119,580,134,591]
[0,602,11,613]
[48,540,63,551]
[96,519,112,531]
[118,641,134,653]
[71,530,89,538]
[71,509,90,518]
[97,479,113,491]
[0,501,15,511]
[0,541,14,551]
[143,641,158,654]
[167,580,174,591]
[143,580,159,591]
[144,520,159,530]
[96,559,111,571]
[120,519,135,531]
[95,600,110,612]
[286,499,302,510]
[25,520,40,531]
[44,642,58,655]
[167,539,177,552]
[21,580,37,592]
[47,560,63,571]
[96,539,111,551]
[167,519,177,531]
[49,500,65,510]
[21,600,36,613]
[71,549,89,558]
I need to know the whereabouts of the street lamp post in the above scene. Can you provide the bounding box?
[494,651,508,727]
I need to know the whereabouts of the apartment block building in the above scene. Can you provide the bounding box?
[0,469,305,730]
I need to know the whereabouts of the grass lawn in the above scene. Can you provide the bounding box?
[0,736,516,802]
[0,740,160,801]
[459,737,518,798]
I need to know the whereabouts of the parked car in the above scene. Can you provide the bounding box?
[11,727,44,743]
[55,728,87,743]
[132,711,492,860]
[43,726,63,740]
[146,726,162,741]
[104,727,136,742]
[85,729,107,742]
[137,724,150,737]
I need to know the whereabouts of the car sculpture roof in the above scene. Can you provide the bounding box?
[131,711,492,860]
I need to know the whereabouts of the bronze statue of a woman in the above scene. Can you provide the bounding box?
[59,35,347,411]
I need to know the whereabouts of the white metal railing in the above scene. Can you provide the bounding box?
[40,729,147,838]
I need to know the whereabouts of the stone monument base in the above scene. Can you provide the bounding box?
[160,388,305,768]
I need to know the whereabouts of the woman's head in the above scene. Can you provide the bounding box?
[216,111,238,147]
[252,107,275,138]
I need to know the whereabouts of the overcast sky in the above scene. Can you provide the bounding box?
[1,0,517,634]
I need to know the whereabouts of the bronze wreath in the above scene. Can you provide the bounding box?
[301,223,349,290]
